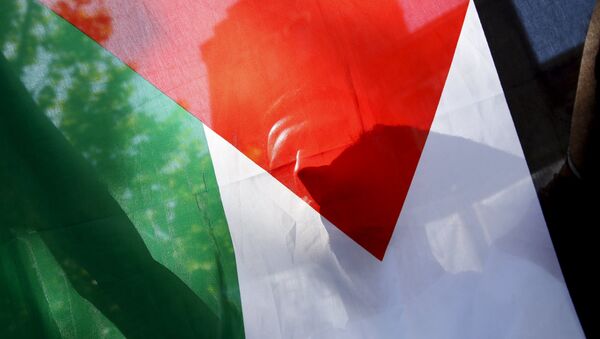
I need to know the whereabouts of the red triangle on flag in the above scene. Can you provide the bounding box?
[44,0,469,260]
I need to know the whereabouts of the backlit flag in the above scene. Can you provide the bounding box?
[0,0,584,338]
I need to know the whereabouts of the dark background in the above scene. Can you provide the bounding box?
[474,0,596,191]
[474,2,597,337]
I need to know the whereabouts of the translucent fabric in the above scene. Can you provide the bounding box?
[0,1,243,337]
[40,0,469,259]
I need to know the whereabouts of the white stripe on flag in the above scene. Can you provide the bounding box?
[205,2,584,338]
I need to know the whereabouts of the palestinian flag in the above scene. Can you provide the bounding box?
[0,0,584,338]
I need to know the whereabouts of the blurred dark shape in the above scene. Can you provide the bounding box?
[298,125,425,260]
[475,0,595,189]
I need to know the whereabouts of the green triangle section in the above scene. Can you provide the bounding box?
[0,1,244,338]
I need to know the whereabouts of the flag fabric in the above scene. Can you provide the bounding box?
[0,0,584,338]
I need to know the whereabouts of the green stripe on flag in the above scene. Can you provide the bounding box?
[0,1,244,338]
